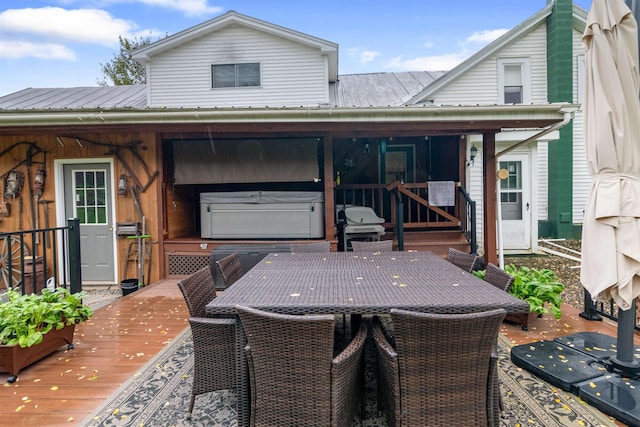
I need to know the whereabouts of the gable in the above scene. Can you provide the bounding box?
[427,25,548,106]
[144,24,331,108]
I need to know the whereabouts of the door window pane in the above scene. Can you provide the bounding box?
[73,170,108,225]
[499,161,523,220]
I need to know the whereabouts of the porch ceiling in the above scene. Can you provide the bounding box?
[0,103,577,137]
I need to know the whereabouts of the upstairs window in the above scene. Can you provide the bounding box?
[498,58,531,104]
[212,63,261,88]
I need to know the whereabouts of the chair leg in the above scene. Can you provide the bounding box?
[187,394,196,419]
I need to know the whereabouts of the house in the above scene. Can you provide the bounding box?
[0,9,574,288]
[410,0,588,255]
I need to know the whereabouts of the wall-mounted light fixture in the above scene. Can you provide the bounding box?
[469,144,478,165]
[363,142,370,155]
[33,169,46,190]
[118,174,128,195]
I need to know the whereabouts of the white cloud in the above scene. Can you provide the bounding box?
[0,7,137,47]
[347,48,381,66]
[359,50,380,64]
[0,40,76,60]
[91,0,222,17]
[135,0,222,17]
[464,29,508,45]
[383,28,507,72]
[385,53,467,72]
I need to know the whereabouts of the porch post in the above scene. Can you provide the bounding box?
[67,218,82,294]
[482,132,498,265]
[322,135,336,245]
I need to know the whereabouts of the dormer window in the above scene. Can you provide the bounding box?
[212,63,261,88]
[497,58,531,104]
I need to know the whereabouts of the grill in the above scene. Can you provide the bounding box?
[342,207,385,250]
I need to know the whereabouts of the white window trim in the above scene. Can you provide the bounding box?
[211,62,262,89]
[497,57,531,104]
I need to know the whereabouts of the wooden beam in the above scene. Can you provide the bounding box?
[322,135,336,244]
[483,132,498,265]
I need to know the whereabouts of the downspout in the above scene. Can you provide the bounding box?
[496,110,573,158]
[494,110,573,268]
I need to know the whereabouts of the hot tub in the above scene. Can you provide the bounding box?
[200,191,324,239]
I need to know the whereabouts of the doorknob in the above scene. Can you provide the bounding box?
[526,203,530,210]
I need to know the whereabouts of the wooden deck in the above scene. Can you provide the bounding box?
[0,279,634,426]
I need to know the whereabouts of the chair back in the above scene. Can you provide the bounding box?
[483,263,515,292]
[236,305,336,425]
[216,252,243,288]
[177,266,217,317]
[390,308,506,426]
[447,247,481,272]
[351,240,393,252]
[289,240,331,252]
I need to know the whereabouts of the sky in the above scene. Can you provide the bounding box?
[0,0,594,97]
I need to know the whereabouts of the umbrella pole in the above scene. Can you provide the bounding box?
[610,299,640,377]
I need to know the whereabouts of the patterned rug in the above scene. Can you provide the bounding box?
[80,328,617,427]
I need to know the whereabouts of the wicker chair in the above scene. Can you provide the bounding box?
[483,263,514,292]
[177,267,236,418]
[289,240,331,253]
[236,305,367,427]
[350,240,393,252]
[177,266,218,318]
[372,308,506,427]
[215,252,243,288]
[447,247,482,272]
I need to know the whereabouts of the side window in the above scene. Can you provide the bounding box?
[497,58,531,104]
[212,63,261,88]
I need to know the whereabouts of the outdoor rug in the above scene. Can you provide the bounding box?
[80,328,617,427]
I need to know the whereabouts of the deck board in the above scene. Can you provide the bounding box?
[1,280,189,426]
[0,278,633,426]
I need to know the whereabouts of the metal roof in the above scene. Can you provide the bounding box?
[329,71,445,107]
[0,71,444,111]
[0,85,147,110]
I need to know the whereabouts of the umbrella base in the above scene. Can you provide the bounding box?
[510,339,605,393]
[576,375,640,427]
[512,332,640,426]
[555,331,640,360]
[610,356,640,375]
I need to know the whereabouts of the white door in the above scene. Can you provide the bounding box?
[499,154,531,251]
[59,161,116,284]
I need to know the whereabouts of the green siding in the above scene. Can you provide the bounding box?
[546,0,574,238]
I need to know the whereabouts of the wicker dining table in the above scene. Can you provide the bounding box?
[205,250,529,427]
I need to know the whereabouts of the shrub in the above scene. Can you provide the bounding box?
[0,288,93,347]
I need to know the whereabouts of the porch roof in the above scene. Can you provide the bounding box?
[0,102,577,137]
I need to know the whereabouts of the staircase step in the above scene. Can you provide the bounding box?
[391,230,471,258]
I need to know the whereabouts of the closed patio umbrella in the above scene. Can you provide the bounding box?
[581,0,640,374]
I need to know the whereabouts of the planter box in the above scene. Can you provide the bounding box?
[505,311,540,331]
[0,323,75,382]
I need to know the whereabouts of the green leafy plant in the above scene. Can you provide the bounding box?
[473,264,564,319]
[0,288,93,348]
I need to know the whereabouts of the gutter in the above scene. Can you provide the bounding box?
[0,104,576,128]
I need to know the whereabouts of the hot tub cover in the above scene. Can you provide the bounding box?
[200,191,324,204]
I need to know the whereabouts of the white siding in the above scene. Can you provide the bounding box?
[537,141,549,221]
[466,135,485,256]
[430,25,548,105]
[437,25,548,255]
[147,26,329,108]
[572,30,590,225]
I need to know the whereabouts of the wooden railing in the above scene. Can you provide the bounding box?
[334,182,476,252]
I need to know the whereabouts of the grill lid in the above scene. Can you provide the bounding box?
[344,207,384,225]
